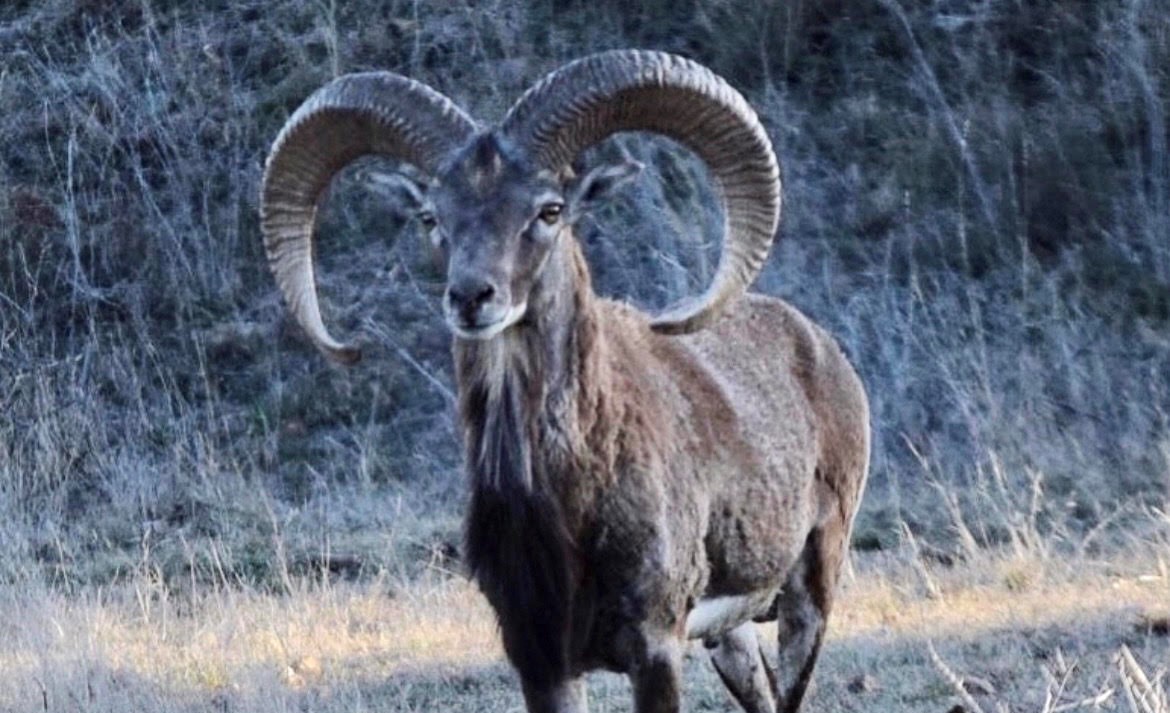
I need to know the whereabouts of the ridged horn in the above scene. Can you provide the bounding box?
[261,72,477,363]
[502,50,781,334]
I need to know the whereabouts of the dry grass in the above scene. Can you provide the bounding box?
[0,573,501,711]
[840,553,1169,643]
[2,545,1166,712]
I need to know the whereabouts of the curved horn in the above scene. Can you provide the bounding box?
[261,72,477,363]
[501,50,780,334]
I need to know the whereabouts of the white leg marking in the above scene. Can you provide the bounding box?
[685,588,778,641]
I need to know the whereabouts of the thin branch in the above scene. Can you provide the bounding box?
[876,0,998,231]
[926,640,991,713]
[363,318,456,406]
[1119,645,1168,713]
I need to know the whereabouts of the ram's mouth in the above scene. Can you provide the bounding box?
[447,302,527,340]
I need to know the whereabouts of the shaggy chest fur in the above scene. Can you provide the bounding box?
[454,286,673,673]
[458,333,581,689]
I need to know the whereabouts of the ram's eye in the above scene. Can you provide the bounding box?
[418,211,437,230]
[538,203,563,225]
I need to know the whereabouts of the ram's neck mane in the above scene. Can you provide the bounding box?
[454,237,600,690]
[455,239,600,494]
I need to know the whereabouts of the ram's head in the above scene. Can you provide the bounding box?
[261,50,781,361]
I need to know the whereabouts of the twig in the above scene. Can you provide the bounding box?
[900,520,943,599]
[876,0,998,231]
[1118,645,1168,713]
[363,318,456,406]
[926,640,990,713]
[1048,689,1114,712]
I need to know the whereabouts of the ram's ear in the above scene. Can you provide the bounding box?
[565,158,643,222]
[361,169,427,211]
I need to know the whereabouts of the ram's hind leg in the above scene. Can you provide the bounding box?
[772,528,844,713]
[709,623,776,713]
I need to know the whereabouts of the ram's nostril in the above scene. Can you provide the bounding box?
[475,284,496,305]
[448,277,499,311]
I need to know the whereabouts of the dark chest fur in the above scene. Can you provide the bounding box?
[459,345,579,689]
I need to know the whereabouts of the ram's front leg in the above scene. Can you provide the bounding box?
[522,677,588,713]
[629,636,684,713]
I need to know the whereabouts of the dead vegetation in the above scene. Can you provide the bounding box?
[0,0,1168,709]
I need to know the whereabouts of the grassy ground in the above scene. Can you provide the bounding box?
[3,543,1167,712]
